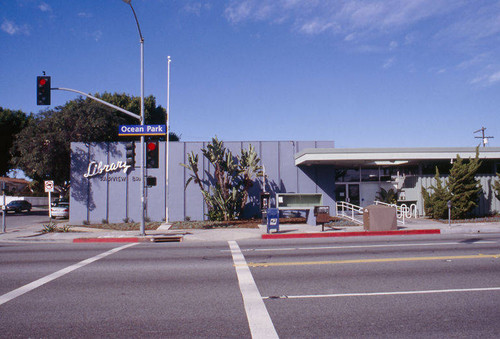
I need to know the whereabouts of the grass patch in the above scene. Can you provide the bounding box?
[434,215,500,224]
[72,222,162,231]
[170,219,261,229]
[69,216,358,231]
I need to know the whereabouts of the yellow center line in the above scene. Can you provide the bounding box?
[242,253,500,268]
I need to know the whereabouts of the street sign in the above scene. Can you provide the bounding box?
[44,180,54,193]
[118,124,166,136]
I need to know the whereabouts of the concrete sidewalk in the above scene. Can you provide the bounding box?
[1,217,500,243]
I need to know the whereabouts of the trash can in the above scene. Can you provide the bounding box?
[363,205,397,231]
[266,208,280,233]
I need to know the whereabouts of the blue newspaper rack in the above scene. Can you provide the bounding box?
[266,208,280,233]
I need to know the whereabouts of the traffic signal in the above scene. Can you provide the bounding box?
[125,141,136,167]
[146,141,159,168]
[37,76,51,105]
[146,176,157,187]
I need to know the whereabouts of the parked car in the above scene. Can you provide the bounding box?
[51,198,69,207]
[50,202,69,219]
[5,200,32,213]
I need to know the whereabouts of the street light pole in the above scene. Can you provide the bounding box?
[122,0,146,236]
[165,56,171,223]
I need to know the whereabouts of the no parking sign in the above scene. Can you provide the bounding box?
[44,180,54,193]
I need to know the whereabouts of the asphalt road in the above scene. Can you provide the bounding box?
[1,208,51,231]
[1,234,499,338]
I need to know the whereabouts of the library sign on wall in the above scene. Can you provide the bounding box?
[83,161,131,179]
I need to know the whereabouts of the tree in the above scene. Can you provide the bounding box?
[422,168,451,219]
[10,93,175,190]
[447,153,482,219]
[0,107,31,176]
[422,150,482,219]
[494,172,500,202]
[181,137,263,221]
[375,187,400,204]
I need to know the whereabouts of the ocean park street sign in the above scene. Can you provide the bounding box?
[118,124,166,137]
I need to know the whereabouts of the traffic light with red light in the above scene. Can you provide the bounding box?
[146,141,159,168]
[37,76,51,105]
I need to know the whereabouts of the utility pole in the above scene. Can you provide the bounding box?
[474,126,494,147]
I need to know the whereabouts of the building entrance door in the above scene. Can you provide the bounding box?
[335,183,360,206]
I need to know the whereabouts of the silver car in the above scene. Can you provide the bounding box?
[50,202,69,219]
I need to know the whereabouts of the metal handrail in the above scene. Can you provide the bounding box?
[336,201,364,225]
[337,201,411,226]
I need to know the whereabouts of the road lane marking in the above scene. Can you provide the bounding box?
[264,287,500,299]
[228,241,279,339]
[225,241,497,253]
[0,243,137,306]
[244,253,500,267]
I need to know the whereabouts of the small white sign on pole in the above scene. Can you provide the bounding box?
[45,180,54,219]
[44,180,54,193]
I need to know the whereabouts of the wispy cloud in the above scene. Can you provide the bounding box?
[78,12,93,18]
[383,57,395,69]
[435,3,500,46]
[222,1,500,85]
[39,1,52,12]
[183,1,212,16]
[1,19,30,36]
[224,0,462,38]
[93,30,102,42]
[471,68,500,86]
[457,54,489,70]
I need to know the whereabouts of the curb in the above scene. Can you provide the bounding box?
[73,237,145,243]
[262,229,441,239]
[73,235,183,243]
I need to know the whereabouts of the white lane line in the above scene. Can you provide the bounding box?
[235,241,497,252]
[264,287,500,300]
[0,243,137,306]
[228,241,279,339]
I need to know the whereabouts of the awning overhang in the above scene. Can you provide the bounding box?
[294,147,500,167]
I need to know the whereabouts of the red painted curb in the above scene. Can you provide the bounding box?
[262,229,441,239]
[73,237,143,243]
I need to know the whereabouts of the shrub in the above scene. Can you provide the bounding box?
[42,222,58,233]
[181,136,263,221]
[422,149,482,219]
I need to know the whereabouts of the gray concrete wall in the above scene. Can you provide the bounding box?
[409,175,500,216]
[70,140,335,224]
[70,142,166,224]
[168,141,335,221]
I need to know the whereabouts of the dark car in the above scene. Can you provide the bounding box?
[5,200,32,213]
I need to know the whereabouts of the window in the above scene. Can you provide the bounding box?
[361,168,379,181]
[335,168,360,182]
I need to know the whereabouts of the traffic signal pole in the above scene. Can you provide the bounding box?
[38,0,149,236]
[51,88,141,120]
[52,86,146,235]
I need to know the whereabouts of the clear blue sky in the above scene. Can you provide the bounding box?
[2,0,500,148]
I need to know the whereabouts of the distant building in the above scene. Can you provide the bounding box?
[69,142,500,224]
[0,177,32,195]
[295,147,500,216]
